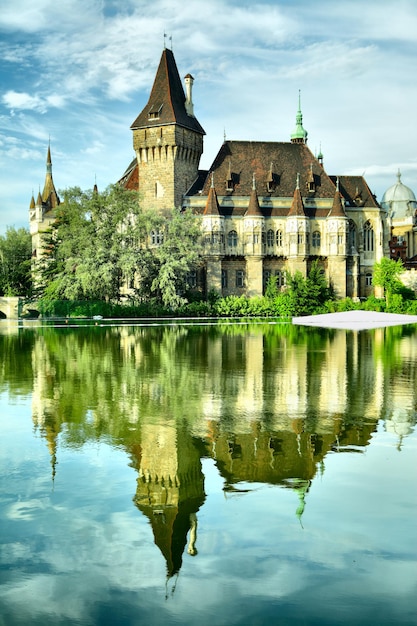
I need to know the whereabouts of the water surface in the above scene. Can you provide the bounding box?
[1,320,416,625]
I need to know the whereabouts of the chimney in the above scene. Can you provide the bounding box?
[184,73,194,117]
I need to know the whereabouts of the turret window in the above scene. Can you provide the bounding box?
[227,230,238,247]
[276,230,283,247]
[312,231,321,247]
[266,229,274,247]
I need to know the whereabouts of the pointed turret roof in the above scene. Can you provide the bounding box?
[245,174,263,217]
[41,144,60,210]
[203,174,221,215]
[288,173,306,216]
[29,194,35,209]
[328,178,346,217]
[130,48,205,135]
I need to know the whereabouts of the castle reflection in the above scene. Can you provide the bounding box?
[3,320,414,578]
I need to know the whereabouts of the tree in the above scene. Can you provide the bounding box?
[275,260,333,317]
[0,227,32,296]
[35,185,203,308]
[372,257,404,308]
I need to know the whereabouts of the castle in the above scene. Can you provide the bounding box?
[30,46,417,299]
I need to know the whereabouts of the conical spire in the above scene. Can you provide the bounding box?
[291,91,308,144]
[130,48,205,135]
[41,144,60,209]
[203,173,221,215]
[288,173,306,216]
[328,177,346,217]
[246,174,263,216]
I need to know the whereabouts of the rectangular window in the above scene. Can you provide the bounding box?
[236,270,245,288]
[186,271,197,289]
[221,269,228,288]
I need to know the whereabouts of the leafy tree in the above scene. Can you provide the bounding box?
[275,261,333,317]
[372,257,404,307]
[35,185,203,308]
[0,226,32,296]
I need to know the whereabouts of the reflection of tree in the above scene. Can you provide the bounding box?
[3,320,416,576]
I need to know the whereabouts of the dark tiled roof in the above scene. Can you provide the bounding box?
[198,140,336,198]
[130,49,205,135]
[330,175,380,208]
[118,158,139,191]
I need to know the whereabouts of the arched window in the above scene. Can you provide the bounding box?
[363,221,374,252]
[365,273,372,286]
[312,231,321,247]
[267,229,274,247]
[276,229,283,247]
[227,230,238,247]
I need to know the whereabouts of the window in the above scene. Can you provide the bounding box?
[236,270,245,288]
[211,231,224,244]
[312,231,321,247]
[363,221,374,252]
[227,230,238,247]
[221,269,228,288]
[186,270,197,289]
[275,270,285,287]
[253,233,259,244]
[297,233,304,245]
[348,220,357,252]
[150,230,164,245]
[365,273,372,286]
[263,270,272,291]
[276,230,283,247]
[267,229,274,247]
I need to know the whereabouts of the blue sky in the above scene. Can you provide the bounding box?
[1,0,416,233]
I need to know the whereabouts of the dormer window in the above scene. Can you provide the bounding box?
[266,163,278,193]
[226,160,234,192]
[148,104,163,120]
[307,163,316,194]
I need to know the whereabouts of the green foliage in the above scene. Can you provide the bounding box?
[372,257,405,307]
[34,186,203,309]
[0,227,32,296]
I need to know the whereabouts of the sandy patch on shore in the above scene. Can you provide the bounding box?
[292,310,417,330]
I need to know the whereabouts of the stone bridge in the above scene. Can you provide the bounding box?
[0,297,40,319]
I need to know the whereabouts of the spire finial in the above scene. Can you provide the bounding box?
[211,172,214,188]
[336,176,339,192]
[397,168,402,183]
[291,90,308,144]
[296,173,300,189]
[252,172,256,190]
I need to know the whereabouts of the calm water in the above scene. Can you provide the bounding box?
[1,319,416,626]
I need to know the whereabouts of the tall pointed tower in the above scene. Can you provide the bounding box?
[29,145,60,259]
[130,48,205,211]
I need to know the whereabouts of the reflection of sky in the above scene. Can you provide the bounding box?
[1,394,416,625]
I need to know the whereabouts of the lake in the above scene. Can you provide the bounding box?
[1,318,416,626]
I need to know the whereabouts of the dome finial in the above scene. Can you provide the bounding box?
[397,168,401,183]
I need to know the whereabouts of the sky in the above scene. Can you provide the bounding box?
[1,0,416,234]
